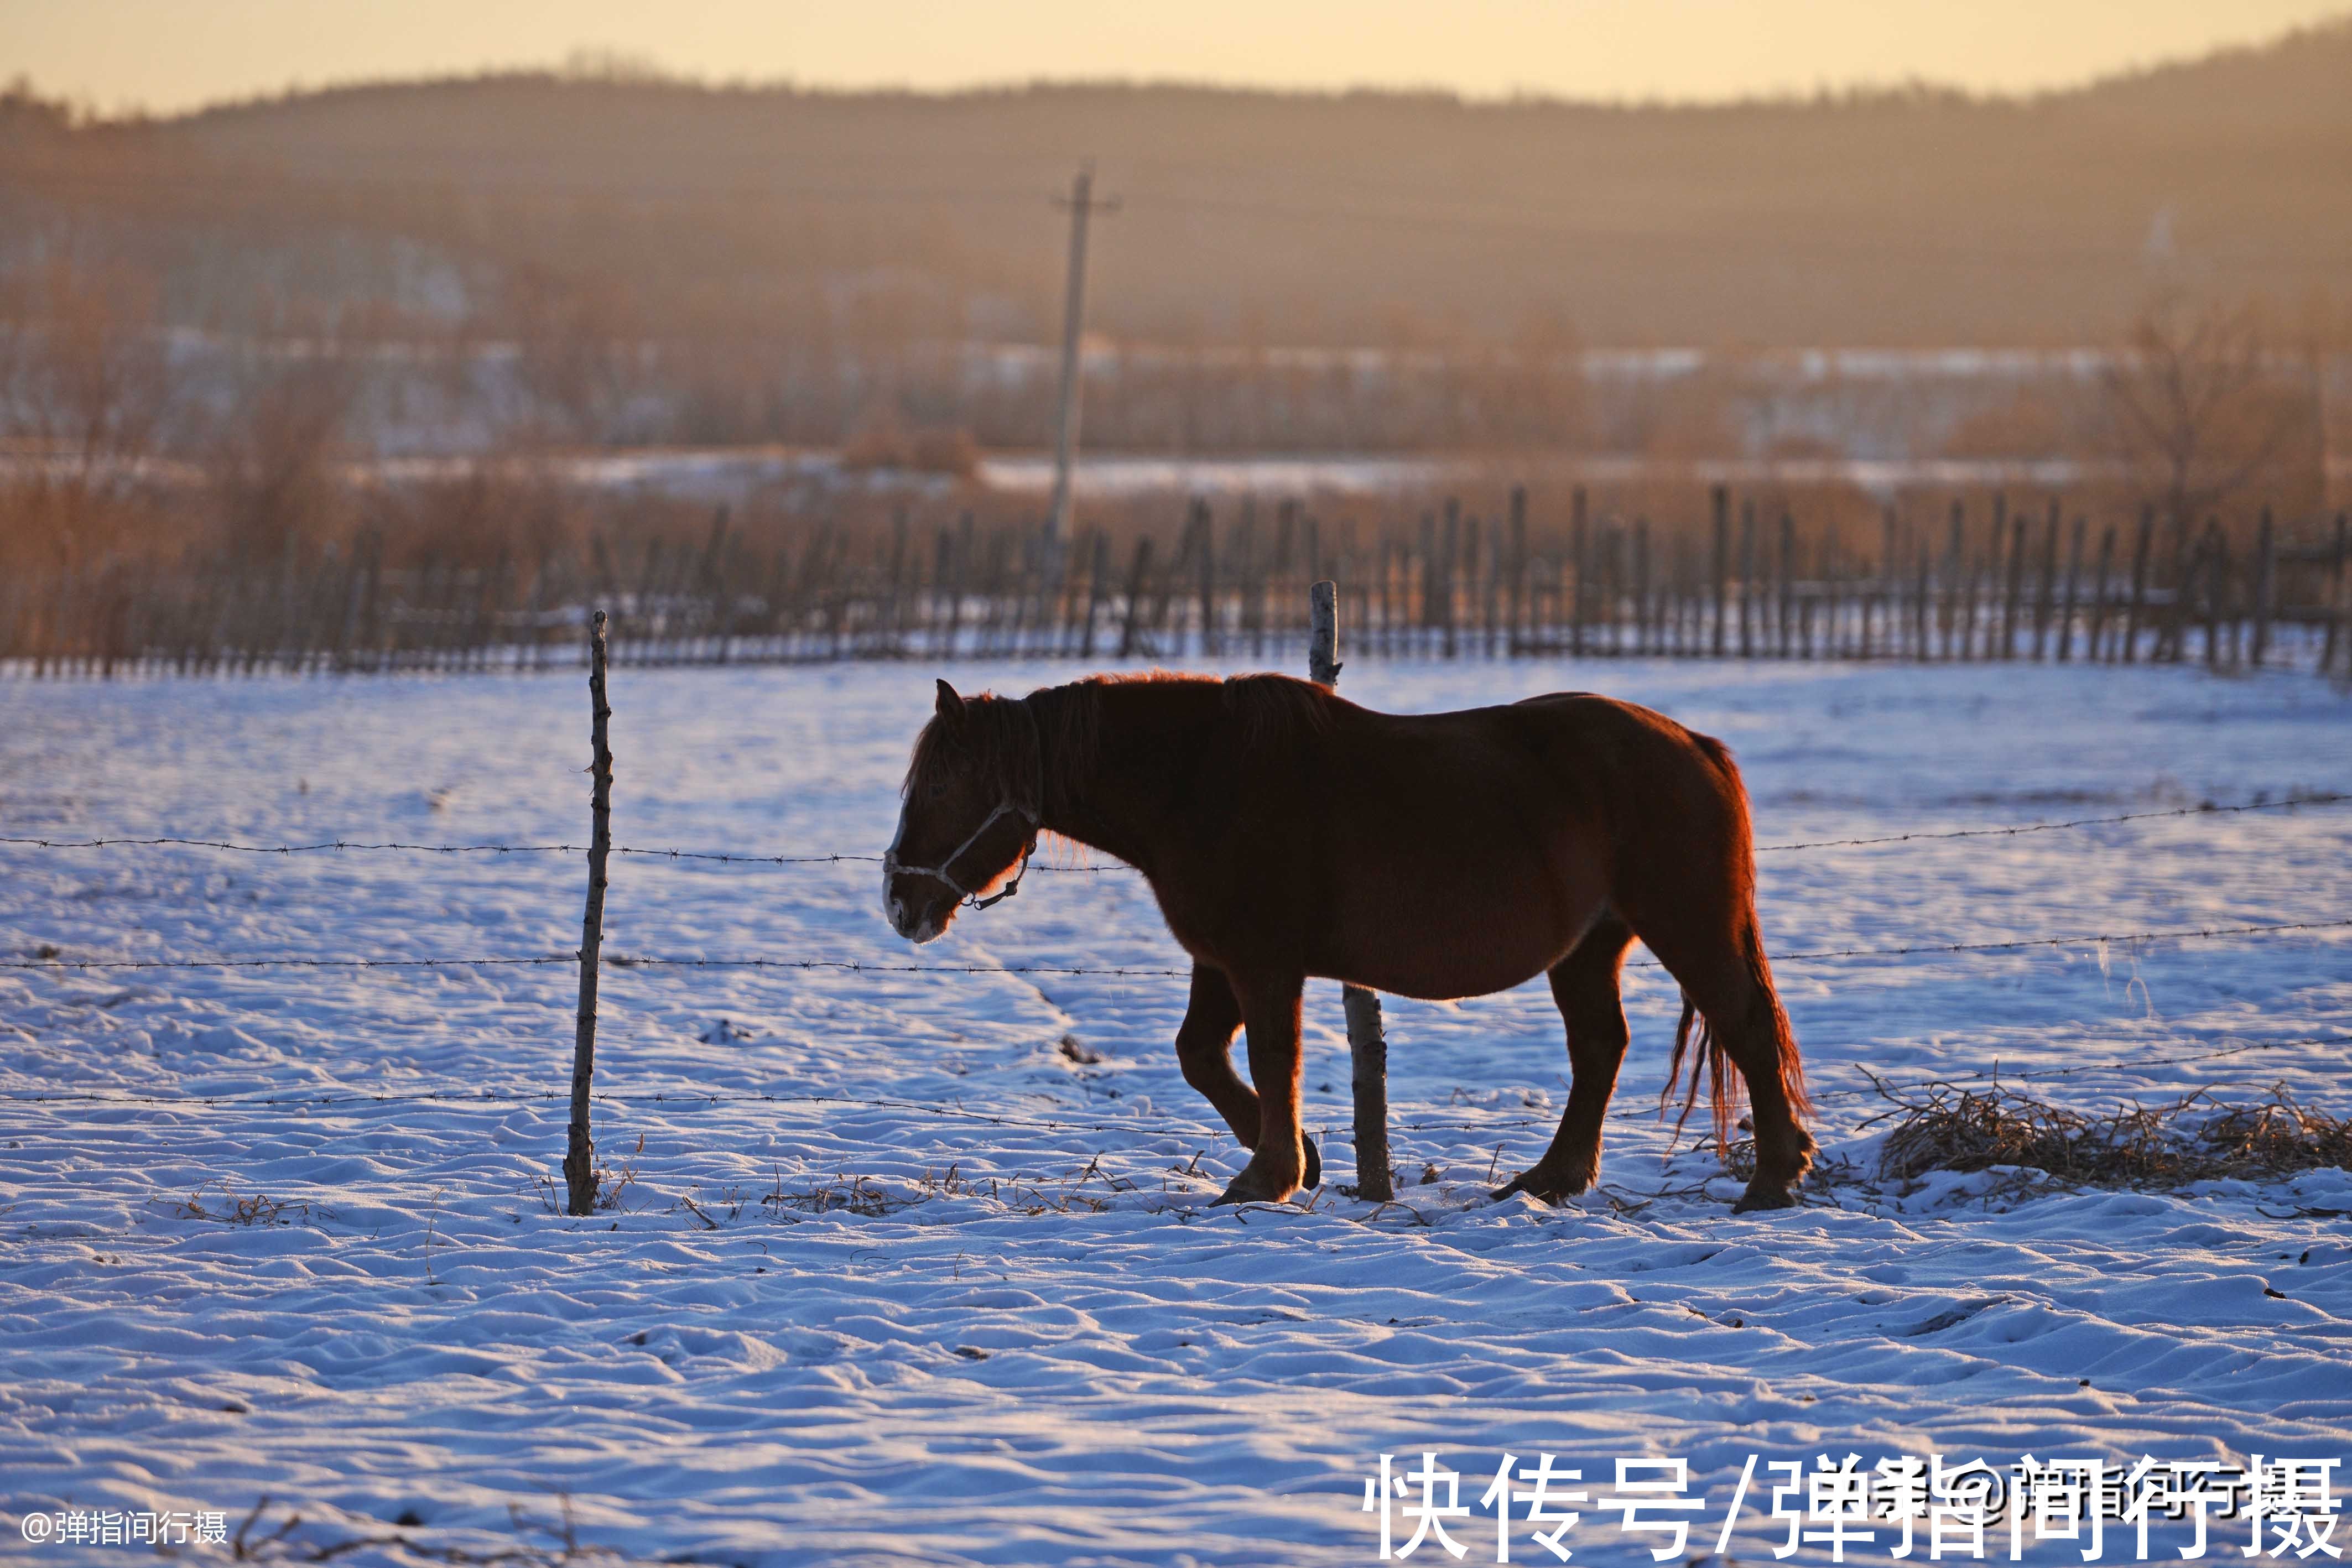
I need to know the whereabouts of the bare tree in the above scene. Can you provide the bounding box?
[0,259,175,567]
[506,265,639,445]
[205,324,356,561]
[2098,293,2324,527]
[7,267,171,487]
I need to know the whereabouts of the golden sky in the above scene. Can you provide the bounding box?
[7,0,2348,116]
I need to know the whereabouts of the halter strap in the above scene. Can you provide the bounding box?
[884,699,1045,914]
[888,798,1039,910]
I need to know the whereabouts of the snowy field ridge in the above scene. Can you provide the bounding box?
[2,659,2348,1565]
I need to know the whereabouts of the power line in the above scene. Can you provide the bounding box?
[16,162,2350,271]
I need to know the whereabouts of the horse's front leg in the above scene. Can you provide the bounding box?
[1210,971,1313,1205]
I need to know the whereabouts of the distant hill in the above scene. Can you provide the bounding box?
[5,21,2349,353]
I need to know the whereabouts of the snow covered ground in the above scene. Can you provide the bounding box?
[1,658,2348,1566]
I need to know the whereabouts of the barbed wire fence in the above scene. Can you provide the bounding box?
[4,1033,2339,1121]
[4,915,2350,977]
[3,637,2349,1204]
[4,788,2345,862]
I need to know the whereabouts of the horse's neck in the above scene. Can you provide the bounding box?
[1035,681,1203,875]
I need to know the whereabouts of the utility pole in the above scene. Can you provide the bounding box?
[1045,163,1118,543]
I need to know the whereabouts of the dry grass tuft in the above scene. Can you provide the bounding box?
[165,1181,313,1226]
[762,1171,917,1218]
[1867,1076,2352,1189]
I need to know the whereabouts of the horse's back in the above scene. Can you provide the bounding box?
[1271,691,1733,994]
[1320,689,1735,809]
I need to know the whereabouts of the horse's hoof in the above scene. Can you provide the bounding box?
[1731,1182,1799,1213]
[1210,1164,1297,1206]
[1490,1166,1589,1205]
[1302,1134,1322,1190]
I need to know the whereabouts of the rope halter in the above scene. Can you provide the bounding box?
[884,700,1044,914]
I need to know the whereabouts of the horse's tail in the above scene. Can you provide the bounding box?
[1663,933,1809,1154]
[1663,991,1735,1153]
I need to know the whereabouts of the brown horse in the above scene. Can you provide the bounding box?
[884,672,1813,1212]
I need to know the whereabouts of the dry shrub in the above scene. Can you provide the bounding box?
[840,420,982,480]
[165,1181,313,1225]
[763,1172,915,1218]
[1873,1077,2352,1189]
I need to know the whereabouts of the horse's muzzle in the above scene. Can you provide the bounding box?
[881,863,951,944]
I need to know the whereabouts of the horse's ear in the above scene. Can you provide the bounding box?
[934,679,963,725]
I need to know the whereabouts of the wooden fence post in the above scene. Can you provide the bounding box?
[2088,524,2115,663]
[2124,506,2152,663]
[2001,504,2026,660]
[2031,501,2058,659]
[1308,579,1393,1202]
[1569,488,1588,657]
[1778,512,1796,659]
[1116,535,1153,659]
[2251,506,2275,669]
[1194,499,1218,658]
[1506,486,1527,655]
[1737,499,1756,659]
[1709,486,1729,658]
[2200,519,2225,669]
[1080,530,1111,658]
[2057,514,2084,661]
[1633,517,1654,656]
[562,609,615,1218]
[1439,499,1460,660]
[2324,513,2349,680]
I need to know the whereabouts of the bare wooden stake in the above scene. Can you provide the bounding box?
[1308,579,1393,1202]
[1342,986,1392,1202]
[563,609,615,1217]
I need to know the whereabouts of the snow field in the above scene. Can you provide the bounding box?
[2,658,2348,1565]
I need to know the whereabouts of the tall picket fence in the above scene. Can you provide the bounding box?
[7,489,2349,680]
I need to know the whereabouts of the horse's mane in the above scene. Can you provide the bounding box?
[904,671,1333,811]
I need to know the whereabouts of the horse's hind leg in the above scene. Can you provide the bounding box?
[1630,907,1815,1212]
[1700,967,1814,1213]
[1177,963,1321,1196]
[1493,915,1634,1204]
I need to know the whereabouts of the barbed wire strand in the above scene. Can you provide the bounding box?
[5,1036,2338,1135]
[2,790,2342,866]
[1753,791,2349,851]
[8,916,2345,975]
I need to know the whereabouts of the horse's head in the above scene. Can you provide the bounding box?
[883,679,1040,944]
